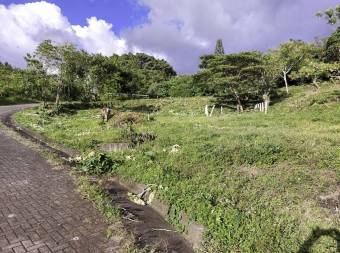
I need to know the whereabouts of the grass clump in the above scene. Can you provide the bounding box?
[76,176,121,220]
[74,152,122,175]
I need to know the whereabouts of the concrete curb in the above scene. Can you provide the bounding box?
[112,176,206,250]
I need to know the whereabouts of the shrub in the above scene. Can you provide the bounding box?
[114,112,145,127]
[120,125,156,146]
[77,152,121,175]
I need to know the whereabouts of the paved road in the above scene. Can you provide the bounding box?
[0,105,119,253]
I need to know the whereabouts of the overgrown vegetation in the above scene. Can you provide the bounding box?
[15,82,340,252]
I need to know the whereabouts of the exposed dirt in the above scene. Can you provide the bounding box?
[318,189,340,214]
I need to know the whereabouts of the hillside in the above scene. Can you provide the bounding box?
[15,82,340,252]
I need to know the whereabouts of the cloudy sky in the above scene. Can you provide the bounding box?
[0,0,338,73]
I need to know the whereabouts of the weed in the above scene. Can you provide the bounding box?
[77,152,122,175]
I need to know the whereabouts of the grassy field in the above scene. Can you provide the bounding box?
[15,83,340,252]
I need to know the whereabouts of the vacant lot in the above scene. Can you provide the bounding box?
[15,83,340,252]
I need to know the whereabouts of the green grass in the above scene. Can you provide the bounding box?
[15,83,340,252]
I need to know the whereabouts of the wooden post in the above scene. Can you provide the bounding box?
[209,105,215,117]
[205,105,209,117]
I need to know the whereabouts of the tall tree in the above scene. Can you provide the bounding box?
[198,51,272,112]
[25,40,78,105]
[215,39,225,55]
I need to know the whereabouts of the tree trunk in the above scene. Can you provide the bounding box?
[236,99,243,113]
[283,71,289,94]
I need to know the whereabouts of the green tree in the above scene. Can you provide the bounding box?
[291,61,340,89]
[25,40,79,105]
[148,75,196,98]
[199,51,271,112]
[270,40,312,94]
[215,39,225,55]
[117,53,176,94]
[324,30,340,62]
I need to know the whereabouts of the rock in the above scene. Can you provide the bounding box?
[100,143,129,152]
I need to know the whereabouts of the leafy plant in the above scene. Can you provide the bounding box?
[78,152,121,175]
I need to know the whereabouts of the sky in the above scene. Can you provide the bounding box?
[0,0,338,73]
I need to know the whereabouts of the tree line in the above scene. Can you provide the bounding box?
[1,40,176,105]
[0,5,339,111]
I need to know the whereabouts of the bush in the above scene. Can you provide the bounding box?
[121,125,156,146]
[78,152,121,175]
[147,82,170,98]
[114,112,145,127]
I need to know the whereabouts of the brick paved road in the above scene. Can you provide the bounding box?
[0,105,119,253]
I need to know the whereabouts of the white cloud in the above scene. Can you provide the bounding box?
[0,1,129,67]
[72,17,128,55]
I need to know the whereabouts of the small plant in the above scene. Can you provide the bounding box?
[121,125,156,147]
[85,139,101,149]
[131,132,156,146]
[77,152,121,175]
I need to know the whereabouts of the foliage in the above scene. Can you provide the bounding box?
[324,29,340,63]
[148,75,196,98]
[269,40,317,93]
[25,40,79,105]
[117,53,176,94]
[214,39,225,55]
[291,61,340,84]
[121,125,156,146]
[1,41,176,104]
[196,51,275,110]
[316,5,340,26]
[77,152,121,175]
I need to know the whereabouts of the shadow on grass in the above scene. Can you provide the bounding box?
[297,227,340,253]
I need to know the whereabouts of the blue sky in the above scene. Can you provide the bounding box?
[0,0,338,73]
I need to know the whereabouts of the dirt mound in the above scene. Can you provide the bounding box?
[318,189,340,214]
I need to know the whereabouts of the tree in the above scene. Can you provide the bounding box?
[324,30,340,63]
[215,39,225,55]
[117,53,176,94]
[270,40,311,94]
[148,75,196,98]
[316,5,340,26]
[25,40,79,106]
[291,61,340,90]
[198,51,271,112]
